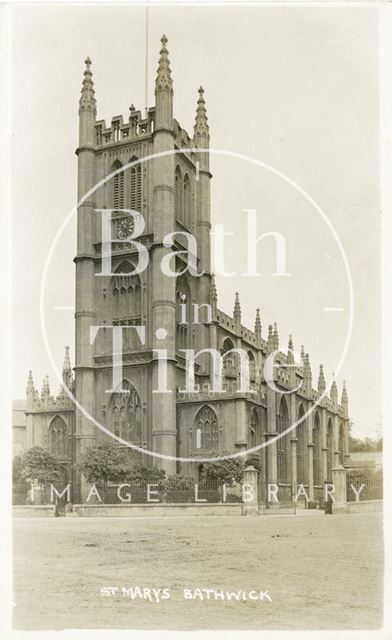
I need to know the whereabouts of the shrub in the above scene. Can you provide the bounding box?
[21,446,62,485]
[201,452,245,485]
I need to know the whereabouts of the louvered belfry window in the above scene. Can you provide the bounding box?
[130,157,142,212]
[113,160,124,210]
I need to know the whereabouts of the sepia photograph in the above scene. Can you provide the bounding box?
[1,1,390,637]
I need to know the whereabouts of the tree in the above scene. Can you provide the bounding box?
[78,443,165,485]
[163,474,194,492]
[21,446,62,485]
[201,452,245,485]
[349,435,383,453]
[126,464,165,484]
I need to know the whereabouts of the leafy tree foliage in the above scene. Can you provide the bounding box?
[349,436,383,453]
[21,446,62,485]
[163,474,194,492]
[201,452,245,485]
[78,443,165,485]
[126,464,165,484]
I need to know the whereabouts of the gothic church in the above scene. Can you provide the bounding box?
[23,36,350,503]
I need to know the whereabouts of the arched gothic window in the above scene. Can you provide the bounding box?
[327,418,334,480]
[176,275,190,352]
[297,404,306,485]
[277,397,289,484]
[195,406,218,450]
[183,173,191,227]
[221,337,236,376]
[175,166,182,219]
[112,160,124,210]
[313,412,322,486]
[247,350,256,380]
[49,416,68,457]
[111,380,142,443]
[129,156,142,212]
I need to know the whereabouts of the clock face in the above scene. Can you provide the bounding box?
[116,217,134,239]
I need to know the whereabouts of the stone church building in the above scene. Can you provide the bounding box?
[22,36,350,503]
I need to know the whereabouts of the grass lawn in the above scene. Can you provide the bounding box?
[13,512,383,630]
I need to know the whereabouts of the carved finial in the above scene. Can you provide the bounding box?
[300,344,305,364]
[79,56,96,115]
[318,364,326,393]
[194,85,209,140]
[156,34,173,92]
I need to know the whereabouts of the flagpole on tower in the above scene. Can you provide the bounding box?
[145,6,149,117]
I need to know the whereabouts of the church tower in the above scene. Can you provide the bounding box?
[74,36,213,484]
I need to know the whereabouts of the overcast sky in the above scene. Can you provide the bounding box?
[12,4,382,438]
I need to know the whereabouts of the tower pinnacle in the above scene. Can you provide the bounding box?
[155,34,173,92]
[79,56,96,115]
[194,86,209,140]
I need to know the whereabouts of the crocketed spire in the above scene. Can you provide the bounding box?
[341,380,349,417]
[254,308,261,340]
[267,324,274,354]
[155,35,173,92]
[208,274,217,304]
[287,335,294,363]
[302,353,312,395]
[233,291,241,324]
[26,370,34,394]
[41,375,50,399]
[273,322,279,351]
[62,345,72,389]
[330,374,338,407]
[194,86,209,139]
[79,57,96,115]
[318,364,326,393]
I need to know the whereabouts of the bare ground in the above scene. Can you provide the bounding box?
[13,512,383,630]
